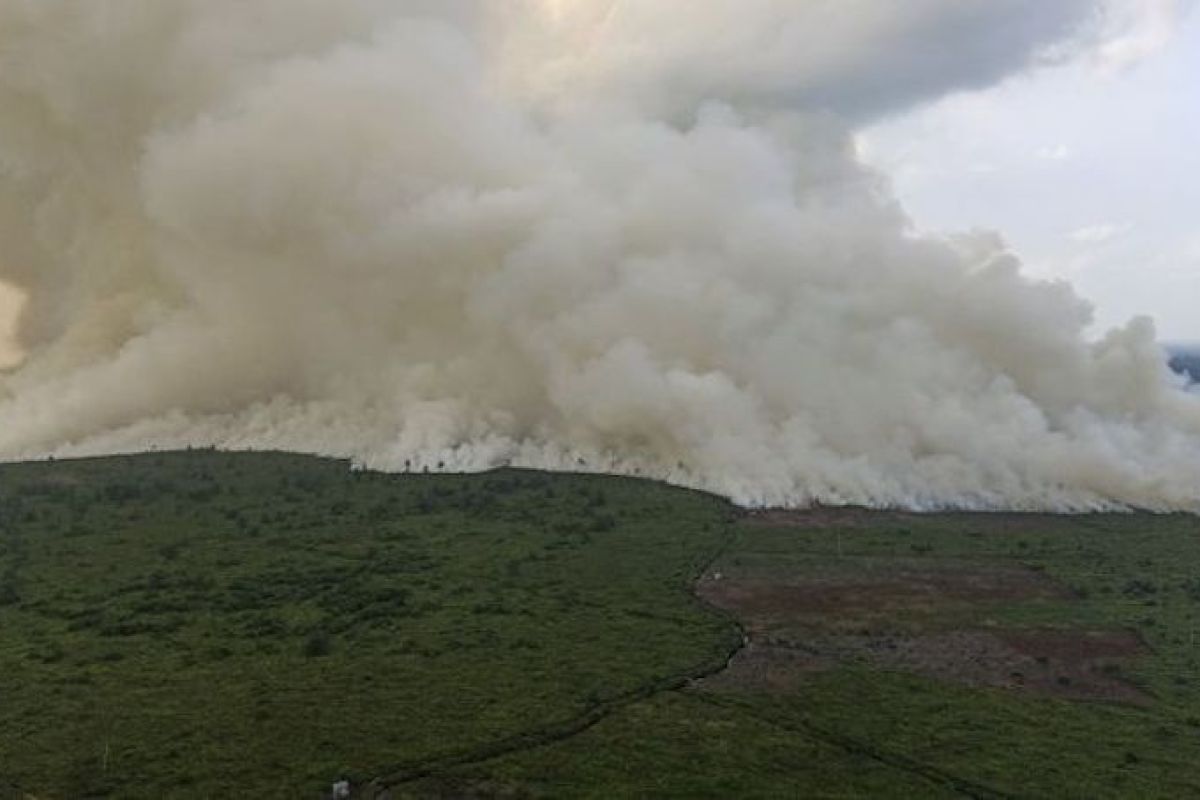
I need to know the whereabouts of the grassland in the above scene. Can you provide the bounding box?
[412,510,1200,799]
[0,451,735,796]
[2,451,1200,797]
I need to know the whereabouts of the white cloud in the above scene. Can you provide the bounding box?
[1184,234,1200,261]
[1068,223,1131,244]
[1095,0,1188,71]
[1035,144,1073,160]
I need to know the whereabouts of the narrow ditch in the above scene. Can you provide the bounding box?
[350,525,749,798]
[690,692,1015,800]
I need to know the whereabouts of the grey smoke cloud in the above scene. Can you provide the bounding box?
[1,1,1198,510]
[510,0,1105,121]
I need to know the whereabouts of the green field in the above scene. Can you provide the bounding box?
[2,451,1199,798]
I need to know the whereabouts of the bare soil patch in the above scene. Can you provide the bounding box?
[697,558,1148,704]
[700,560,1071,629]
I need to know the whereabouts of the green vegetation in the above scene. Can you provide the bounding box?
[0,452,734,796]
[2,451,1200,797]
[426,512,1200,799]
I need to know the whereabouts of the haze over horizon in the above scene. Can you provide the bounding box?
[1,1,1199,511]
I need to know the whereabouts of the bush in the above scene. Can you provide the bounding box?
[1181,578,1200,602]
[590,513,616,533]
[303,631,333,658]
[1123,579,1157,598]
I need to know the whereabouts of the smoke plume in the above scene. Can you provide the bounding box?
[2,1,1198,510]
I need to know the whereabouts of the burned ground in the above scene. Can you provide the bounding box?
[698,541,1150,703]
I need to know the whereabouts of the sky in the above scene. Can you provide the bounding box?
[860,0,1200,343]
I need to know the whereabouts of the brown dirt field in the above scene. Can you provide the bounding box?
[698,560,1071,630]
[697,559,1149,704]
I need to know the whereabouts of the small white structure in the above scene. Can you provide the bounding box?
[331,779,351,799]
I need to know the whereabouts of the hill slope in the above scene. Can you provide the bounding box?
[0,452,737,796]
[2,452,1200,797]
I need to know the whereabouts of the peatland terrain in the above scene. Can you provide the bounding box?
[2,452,1199,797]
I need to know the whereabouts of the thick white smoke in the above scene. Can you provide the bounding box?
[1,0,1198,510]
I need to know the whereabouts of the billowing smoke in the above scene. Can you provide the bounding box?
[2,1,1199,510]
